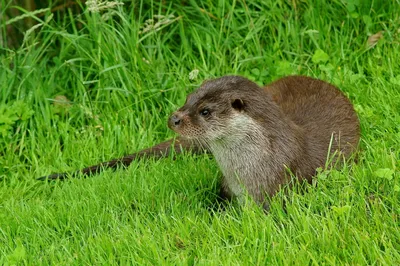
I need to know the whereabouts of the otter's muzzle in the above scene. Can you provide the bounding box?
[168,112,182,130]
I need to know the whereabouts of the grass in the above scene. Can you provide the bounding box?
[1,0,399,264]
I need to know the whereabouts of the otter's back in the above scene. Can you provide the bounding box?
[264,76,360,162]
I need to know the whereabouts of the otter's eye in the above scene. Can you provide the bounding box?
[199,108,210,116]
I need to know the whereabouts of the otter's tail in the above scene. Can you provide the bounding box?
[37,138,205,181]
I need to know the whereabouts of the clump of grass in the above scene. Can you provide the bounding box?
[0,0,399,264]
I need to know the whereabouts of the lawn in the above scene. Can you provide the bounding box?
[1,0,399,264]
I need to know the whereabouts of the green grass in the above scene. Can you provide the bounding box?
[1,0,399,264]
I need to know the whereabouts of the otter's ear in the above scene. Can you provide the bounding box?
[231,98,245,112]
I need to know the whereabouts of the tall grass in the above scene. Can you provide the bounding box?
[1,0,399,264]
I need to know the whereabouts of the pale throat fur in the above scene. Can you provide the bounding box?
[204,112,297,203]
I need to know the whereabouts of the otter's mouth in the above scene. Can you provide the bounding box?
[167,112,205,140]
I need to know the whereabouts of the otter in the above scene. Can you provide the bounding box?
[38,75,360,208]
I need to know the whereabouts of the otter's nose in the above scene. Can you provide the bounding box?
[168,113,182,128]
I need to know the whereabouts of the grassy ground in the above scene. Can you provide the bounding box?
[1,0,399,264]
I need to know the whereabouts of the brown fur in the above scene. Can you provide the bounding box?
[168,76,359,207]
[37,138,202,180]
[38,75,360,209]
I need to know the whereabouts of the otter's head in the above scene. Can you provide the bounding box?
[168,76,274,143]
